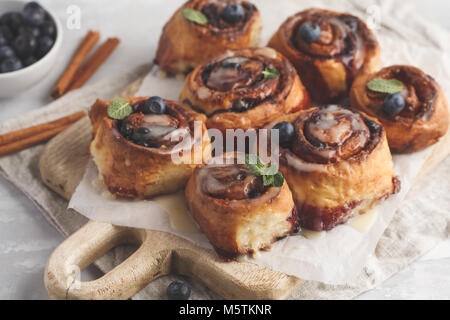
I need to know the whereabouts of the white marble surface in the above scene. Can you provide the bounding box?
[0,0,449,300]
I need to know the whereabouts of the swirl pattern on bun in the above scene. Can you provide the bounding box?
[268,8,380,103]
[89,97,211,199]
[267,105,400,231]
[155,0,262,74]
[350,65,449,153]
[185,153,296,256]
[180,47,310,133]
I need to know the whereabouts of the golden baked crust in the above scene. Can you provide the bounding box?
[89,97,211,199]
[185,153,296,256]
[155,0,262,74]
[350,65,450,153]
[267,105,399,231]
[180,47,311,133]
[268,8,380,104]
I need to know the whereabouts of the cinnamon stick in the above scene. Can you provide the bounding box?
[67,37,120,93]
[51,30,100,98]
[0,111,86,157]
[0,111,86,146]
[0,125,72,157]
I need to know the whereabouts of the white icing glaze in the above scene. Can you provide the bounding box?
[348,209,378,233]
[286,153,328,173]
[197,86,211,100]
[224,57,248,65]
[142,114,176,126]
[255,47,278,59]
[300,229,326,240]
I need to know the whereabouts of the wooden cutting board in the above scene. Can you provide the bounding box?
[42,78,450,300]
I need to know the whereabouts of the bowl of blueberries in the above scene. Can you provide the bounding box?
[0,1,62,98]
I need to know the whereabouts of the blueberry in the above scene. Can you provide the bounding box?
[221,61,241,70]
[120,122,133,138]
[36,35,54,58]
[232,98,254,112]
[23,55,37,67]
[221,3,245,24]
[365,120,380,134]
[0,12,23,33]
[132,126,151,144]
[136,140,150,147]
[298,23,321,43]
[0,45,15,61]
[136,126,150,135]
[311,140,326,148]
[167,280,191,300]
[143,96,166,114]
[19,26,41,39]
[0,25,13,42]
[248,190,262,199]
[273,121,295,148]
[40,21,55,38]
[14,33,38,59]
[22,2,47,26]
[0,33,6,46]
[1,57,23,73]
[383,93,406,116]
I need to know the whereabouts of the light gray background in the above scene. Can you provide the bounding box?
[0,0,449,300]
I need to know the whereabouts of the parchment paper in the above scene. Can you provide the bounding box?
[0,0,449,299]
[69,0,448,285]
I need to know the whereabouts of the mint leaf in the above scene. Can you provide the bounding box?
[182,8,208,25]
[107,98,132,120]
[245,154,264,176]
[245,154,284,188]
[261,163,279,176]
[262,175,274,187]
[262,68,280,79]
[273,172,284,187]
[367,78,404,94]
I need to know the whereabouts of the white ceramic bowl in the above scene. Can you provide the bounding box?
[0,0,63,98]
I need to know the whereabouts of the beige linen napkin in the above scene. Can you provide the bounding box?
[0,0,449,299]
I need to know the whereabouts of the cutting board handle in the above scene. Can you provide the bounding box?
[44,220,170,300]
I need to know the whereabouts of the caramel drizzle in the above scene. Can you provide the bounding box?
[199,163,266,200]
[199,54,284,115]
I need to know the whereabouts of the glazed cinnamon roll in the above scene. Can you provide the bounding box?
[267,105,400,231]
[89,96,211,199]
[180,47,311,133]
[155,0,262,74]
[185,153,296,256]
[350,65,449,153]
[268,8,380,104]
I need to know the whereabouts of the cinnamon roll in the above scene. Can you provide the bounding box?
[89,96,211,199]
[268,8,380,104]
[155,0,262,74]
[180,47,311,133]
[267,105,400,231]
[350,65,449,153]
[185,153,296,256]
